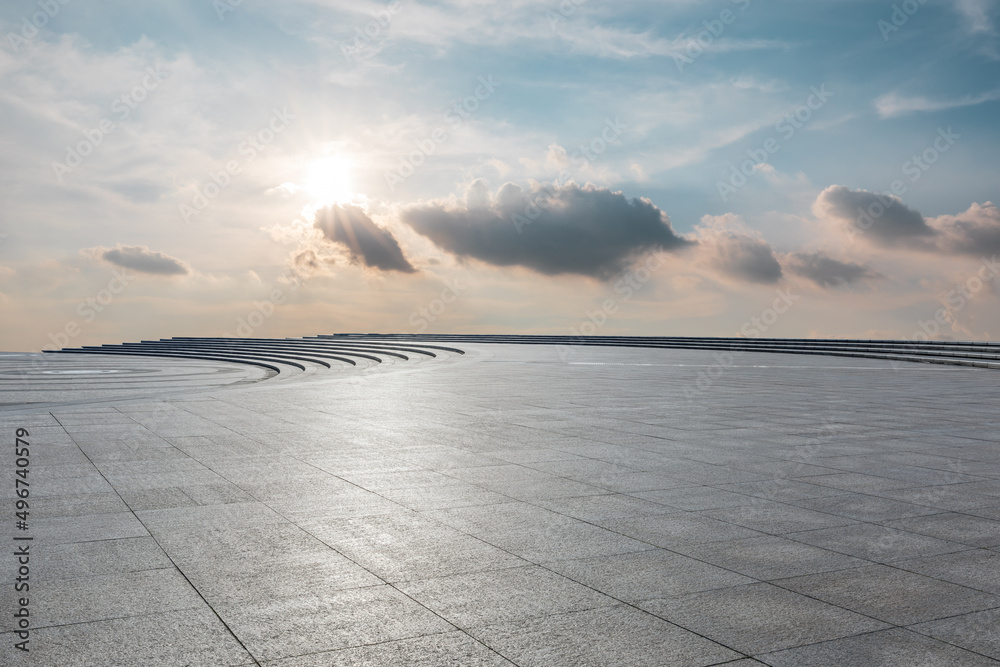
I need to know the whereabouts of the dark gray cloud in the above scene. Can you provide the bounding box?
[786,251,881,288]
[100,245,188,275]
[401,181,691,279]
[702,229,783,284]
[819,187,1000,257]
[817,186,936,247]
[314,205,416,273]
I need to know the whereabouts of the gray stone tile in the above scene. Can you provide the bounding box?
[675,534,866,581]
[0,568,203,631]
[217,585,452,662]
[399,565,614,627]
[470,604,741,667]
[30,511,149,544]
[29,492,130,518]
[700,501,854,535]
[544,548,754,602]
[608,512,765,548]
[968,505,1000,521]
[163,524,383,606]
[640,583,887,655]
[0,608,254,667]
[33,537,172,580]
[301,512,528,582]
[886,512,1000,548]
[264,632,516,666]
[632,486,755,510]
[426,503,651,561]
[337,469,458,493]
[892,549,1000,594]
[446,464,605,500]
[268,489,405,522]
[376,481,510,511]
[592,471,697,493]
[774,563,1000,625]
[911,608,1000,660]
[137,501,287,534]
[800,472,920,493]
[120,487,200,511]
[795,493,938,522]
[393,446,507,470]
[536,493,679,522]
[762,627,1000,666]
[718,479,841,502]
[788,523,967,563]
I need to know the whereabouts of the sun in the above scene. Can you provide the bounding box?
[303,156,354,205]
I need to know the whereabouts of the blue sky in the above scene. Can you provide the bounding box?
[1,0,998,350]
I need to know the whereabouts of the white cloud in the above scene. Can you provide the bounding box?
[875,88,1000,118]
[954,0,994,34]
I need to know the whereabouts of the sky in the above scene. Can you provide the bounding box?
[1,0,999,352]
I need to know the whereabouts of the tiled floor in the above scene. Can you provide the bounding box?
[2,343,999,665]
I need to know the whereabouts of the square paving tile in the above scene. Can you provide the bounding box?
[675,534,866,581]
[470,605,741,667]
[301,512,529,582]
[787,523,967,563]
[0,568,203,632]
[762,627,999,666]
[425,503,651,561]
[639,582,887,655]
[911,608,1000,660]
[536,493,680,522]
[894,548,1000,594]
[700,501,854,535]
[0,608,254,667]
[886,512,1000,548]
[774,563,1000,625]
[631,486,754,510]
[544,549,754,602]
[217,586,452,662]
[794,493,938,522]
[608,512,765,548]
[32,537,172,580]
[264,632,516,666]
[398,565,615,628]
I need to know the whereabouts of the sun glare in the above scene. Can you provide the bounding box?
[303,156,354,205]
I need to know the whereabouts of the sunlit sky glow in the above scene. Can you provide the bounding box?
[1,0,998,351]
